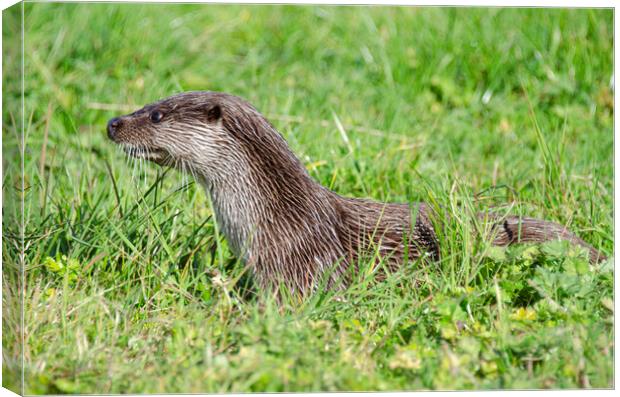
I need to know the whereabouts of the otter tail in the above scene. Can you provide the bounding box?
[486,216,606,264]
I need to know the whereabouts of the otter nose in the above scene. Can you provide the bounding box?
[107,117,122,140]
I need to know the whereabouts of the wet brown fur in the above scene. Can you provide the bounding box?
[108,91,606,295]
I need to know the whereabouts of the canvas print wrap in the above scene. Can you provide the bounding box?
[1,2,613,393]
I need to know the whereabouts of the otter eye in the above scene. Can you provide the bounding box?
[150,111,164,123]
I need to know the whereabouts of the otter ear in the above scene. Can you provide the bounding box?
[206,104,222,122]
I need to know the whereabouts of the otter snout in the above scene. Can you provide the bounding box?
[107,117,122,141]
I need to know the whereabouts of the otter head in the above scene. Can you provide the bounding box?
[108,91,310,200]
[107,91,237,174]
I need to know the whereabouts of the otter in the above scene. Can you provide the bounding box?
[107,91,607,295]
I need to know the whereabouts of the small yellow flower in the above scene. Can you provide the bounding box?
[510,307,537,321]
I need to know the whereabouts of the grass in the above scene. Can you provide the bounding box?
[2,3,614,393]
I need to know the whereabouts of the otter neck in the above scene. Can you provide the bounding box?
[193,139,330,260]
